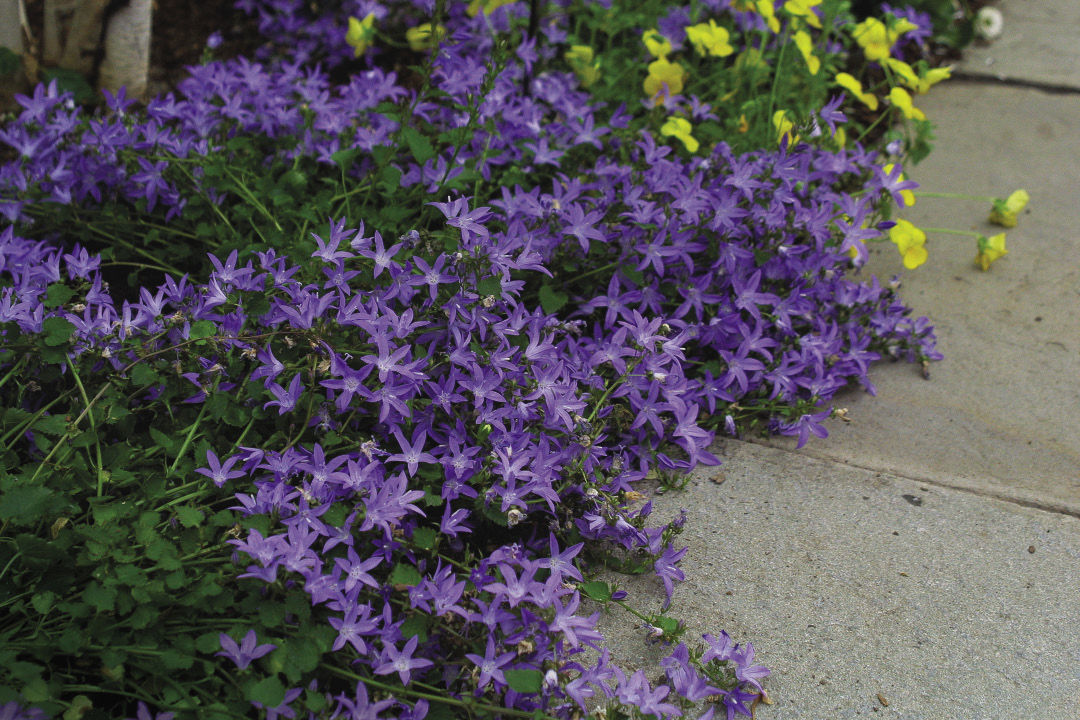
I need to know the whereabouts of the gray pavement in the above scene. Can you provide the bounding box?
[592,2,1080,716]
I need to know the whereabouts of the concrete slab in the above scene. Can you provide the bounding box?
[959,0,1080,90]
[592,441,1080,718]
[757,80,1080,516]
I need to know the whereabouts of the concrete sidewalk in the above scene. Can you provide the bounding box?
[595,2,1080,716]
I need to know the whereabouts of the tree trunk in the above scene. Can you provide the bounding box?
[0,0,28,107]
[97,0,150,99]
[42,0,151,99]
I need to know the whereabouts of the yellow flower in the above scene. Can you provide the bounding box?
[793,30,819,74]
[889,87,926,121]
[565,45,601,88]
[737,113,750,133]
[685,20,734,57]
[406,23,445,52]
[660,116,699,152]
[644,57,688,101]
[755,0,781,33]
[345,13,377,57]
[889,219,928,269]
[834,72,878,110]
[773,109,800,147]
[466,0,515,16]
[643,29,672,59]
[975,233,1007,271]
[784,0,822,29]
[989,189,1029,228]
[885,58,951,94]
[882,163,915,207]
[852,16,916,62]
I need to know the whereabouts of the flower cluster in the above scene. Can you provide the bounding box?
[0,1,947,718]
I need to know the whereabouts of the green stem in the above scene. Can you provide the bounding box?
[318,665,560,719]
[0,356,28,391]
[65,357,107,496]
[167,380,217,477]
[913,191,995,202]
[920,226,982,238]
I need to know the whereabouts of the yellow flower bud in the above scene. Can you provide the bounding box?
[565,45,601,88]
[643,29,672,59]
[345,13,377,57]
[889,87,926,121]
[660,116,700,152]
[834,72,878,110]
[784,0,822,29]
[793,30,819,75]
[406,23,445,52]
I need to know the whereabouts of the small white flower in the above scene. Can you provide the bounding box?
[974,7,1004,41]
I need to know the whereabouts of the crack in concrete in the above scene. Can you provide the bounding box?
[951,70,1080,96]
[745,440,1080,521]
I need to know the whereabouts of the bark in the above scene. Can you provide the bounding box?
[0,0,28,107]
[97,0,150,98]
[42,0,151,99]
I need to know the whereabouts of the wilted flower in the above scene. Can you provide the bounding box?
[975,233,1008,271]
[989,189,1029,228]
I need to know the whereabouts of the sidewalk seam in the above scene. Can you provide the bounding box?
[950,70,1080,95]
[743,440,1080,521]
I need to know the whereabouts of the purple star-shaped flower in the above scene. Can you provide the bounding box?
[216,629,276,670]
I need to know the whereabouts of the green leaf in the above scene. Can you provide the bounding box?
[175,506,204,528]
[41,67,94,103]
[579,581,612,602]
[538,284,568,314]
[31,414,68,436]
[331,148,360,172]
[189,320,217,340]
[0,485,56,524]
[400,614,428,642]
[504,669,544,694]
[411,527,436,550]
[30,591,57,615]
[621,265,645,287]
[380,165,402,193]
[131,364,160,387]
[0,46,20,76]
[476,277,501,297]
[196,632,222,654]
[402,126,436,164]
[149,427,179,453]
[389,563,422,587]
[83,581,115,612]
[44,284,75,308]
[248,676,286,708]
[41,317,75,347]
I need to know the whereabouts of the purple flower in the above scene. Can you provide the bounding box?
[195,449,246,488]
[464,635,516,691]
[264,372,303,414]
[374,635,433,685]
[216,629,276,670]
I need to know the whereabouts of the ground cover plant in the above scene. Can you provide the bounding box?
[0,1,958,718]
